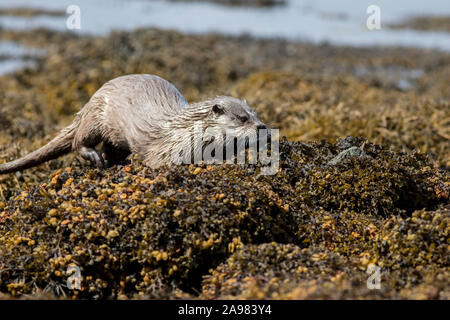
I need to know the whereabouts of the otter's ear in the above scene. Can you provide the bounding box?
[212,104,224,115]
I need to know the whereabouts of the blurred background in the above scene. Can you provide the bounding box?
[1,0,450,74]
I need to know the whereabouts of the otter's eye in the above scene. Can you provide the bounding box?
[238,115,249,123]
[212,104,224,115]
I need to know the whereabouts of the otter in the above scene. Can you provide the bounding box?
[0,74,267,174]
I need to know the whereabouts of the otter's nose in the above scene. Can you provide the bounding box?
[257,124,267,130]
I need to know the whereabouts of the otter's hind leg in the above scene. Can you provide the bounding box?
[72,117,105,169]
[101,142,131,168]
[78,146,105,169]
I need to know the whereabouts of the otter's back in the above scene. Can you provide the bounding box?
[90,74,189,150]
[98,74,188,115]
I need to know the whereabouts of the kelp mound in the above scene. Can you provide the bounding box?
[0,8,65,17]
[389,15,450,32]
[0,137,448,299]
[168,0,286,7]
[201,243,357,299]
[202,234,449,299]
[231,71,450,168]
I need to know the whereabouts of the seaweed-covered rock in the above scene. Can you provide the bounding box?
[279,136,446,217]
[389,15,450,32]
[371,207,449,269]
[201,241,449,299]
[0,138,448,299]
[201,243,354,299]
[0,27,448,300]
[0,162,297,298]
[168,0,286,7]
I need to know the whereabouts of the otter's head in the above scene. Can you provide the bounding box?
[168,96,270,165]
[205,96,267,137]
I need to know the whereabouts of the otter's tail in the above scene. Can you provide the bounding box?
[0,122,78,174]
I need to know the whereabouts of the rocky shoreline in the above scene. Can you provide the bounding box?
[0,26,449,299]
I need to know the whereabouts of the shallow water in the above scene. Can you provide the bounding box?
[0,58,34,75]
[0,0,449,49]
[0,0,449,75]
[0,41,30,56]
[0,41,42,75]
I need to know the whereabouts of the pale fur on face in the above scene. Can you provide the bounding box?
[206,96,266,153]
[143,96,267,167]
